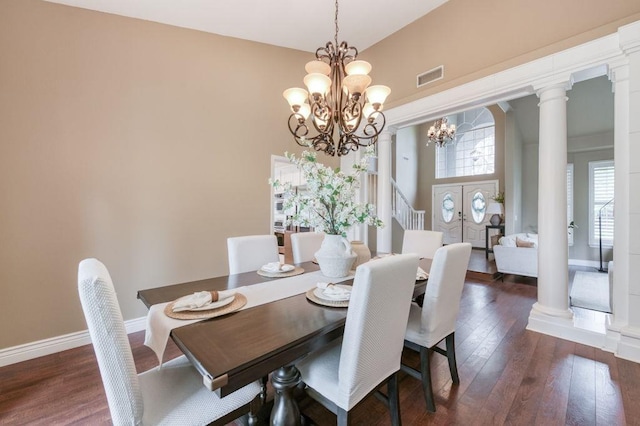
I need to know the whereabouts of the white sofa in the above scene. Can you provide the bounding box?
[493,233,538,278]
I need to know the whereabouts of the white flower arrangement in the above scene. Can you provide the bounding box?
[270,146,384,236]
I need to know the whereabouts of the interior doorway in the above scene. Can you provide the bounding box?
[432,180,499,247]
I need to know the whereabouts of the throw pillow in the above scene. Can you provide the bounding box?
[516,237,535,248]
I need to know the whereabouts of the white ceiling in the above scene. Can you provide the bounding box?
[43,0,449,52]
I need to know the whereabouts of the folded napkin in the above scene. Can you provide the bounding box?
[416,267,429,280]
[172,290,236,312]
[317,282,351,299]
[261,262,294,273]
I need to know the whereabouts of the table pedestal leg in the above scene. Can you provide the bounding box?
[270,365,301,426]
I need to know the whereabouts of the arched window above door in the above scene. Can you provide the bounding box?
[435,107,495,179]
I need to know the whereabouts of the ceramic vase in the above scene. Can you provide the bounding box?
[350,241,371,270]
[314,234,357,278]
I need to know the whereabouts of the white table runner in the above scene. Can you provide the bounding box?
[144,270,354,364]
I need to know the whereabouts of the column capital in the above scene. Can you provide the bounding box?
[608,62,630,85]
[535,83,571,102]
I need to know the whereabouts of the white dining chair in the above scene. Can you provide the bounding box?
[290,232,325,264]
[296,254,420,426]
[78,258,261,426]
[227,234,279,274]
[401,242,472,412]
[402,230,444,260]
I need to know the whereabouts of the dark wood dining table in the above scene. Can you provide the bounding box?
[137,258,431,425]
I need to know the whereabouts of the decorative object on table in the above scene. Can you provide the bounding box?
[257,266,305,278]
[416,267,429,281]
[350,240,371,269]
[314,234,357,277]
[426,117,456,148]
[282,0,390,157]
[164,293,247,320]
[171,290,237,312]
[305,282,352,308]
[271,146,383,278]
[486,202,504,226]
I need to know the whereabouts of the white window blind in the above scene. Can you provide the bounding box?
[567,164,574,246]
[589,160,614,247]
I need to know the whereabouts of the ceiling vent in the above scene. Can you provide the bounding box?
[417,66,444,88]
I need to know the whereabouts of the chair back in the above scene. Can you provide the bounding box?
[420,243,472,347]
[290,232,325,264]
[78,258,143,425]
[227,235,279,274]
[338,254,419,409]
[402,230,444,260]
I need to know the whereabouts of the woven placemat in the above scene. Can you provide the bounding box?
[257,266,305,278]
[305,288,349,308]
[164,293,247,320]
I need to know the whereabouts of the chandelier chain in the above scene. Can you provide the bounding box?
[334,0,339,48]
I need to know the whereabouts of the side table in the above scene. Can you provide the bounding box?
[485,224,505,259]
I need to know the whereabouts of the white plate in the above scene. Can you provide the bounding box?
[174,295,235,312]
[314,285,352,301]
[261,264,295,273]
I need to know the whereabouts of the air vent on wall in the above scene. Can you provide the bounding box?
[417,66,444,88]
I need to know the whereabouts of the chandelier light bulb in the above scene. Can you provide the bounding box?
[283,87,308,108]
[365,85,391,106]
[343,74,372,96]
[305,60,331,75]
[303,73,332,96]
[296,103,311,120]
[345,60,372,76]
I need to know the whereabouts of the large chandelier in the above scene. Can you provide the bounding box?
[426,117,456,148]
[283,0,391,157]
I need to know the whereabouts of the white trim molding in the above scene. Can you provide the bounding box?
[0,317,146,367]
[385,19,640,362]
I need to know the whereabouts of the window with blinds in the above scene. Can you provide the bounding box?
[567,164,574,246]
[588,160,614,247]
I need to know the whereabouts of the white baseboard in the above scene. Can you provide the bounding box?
[569,259,602,268]
[0,317,146,368]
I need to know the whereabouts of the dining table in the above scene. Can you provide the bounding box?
[137,257,432,425]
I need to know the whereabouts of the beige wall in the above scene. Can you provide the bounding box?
[363,0,640,109]
[0,0,337,348]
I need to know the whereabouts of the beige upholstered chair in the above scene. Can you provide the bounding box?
[402,230,444,260]
[296,254,420,426]
[290,232,325,264]
[227,234,279,274]
[402,243,472,412]
[77,258,261,425]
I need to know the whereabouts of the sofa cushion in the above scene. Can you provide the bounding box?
[516,237,535,248]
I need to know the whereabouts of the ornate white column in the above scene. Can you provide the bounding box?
[527,83,574,335]
[377,129,394,253]
[606,63,630,350]
[615,22,640,361]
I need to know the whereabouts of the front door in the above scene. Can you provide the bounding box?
[433,180,499,248]
[433,185,463,244]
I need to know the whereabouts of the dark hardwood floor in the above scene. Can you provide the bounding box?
[1,253,639,425]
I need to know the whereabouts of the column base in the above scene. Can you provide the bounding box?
[527,303,607,348]
[616,326,640,363]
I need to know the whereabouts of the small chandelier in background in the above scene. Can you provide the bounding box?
[426,117,456,148]
[283,0,391,157]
